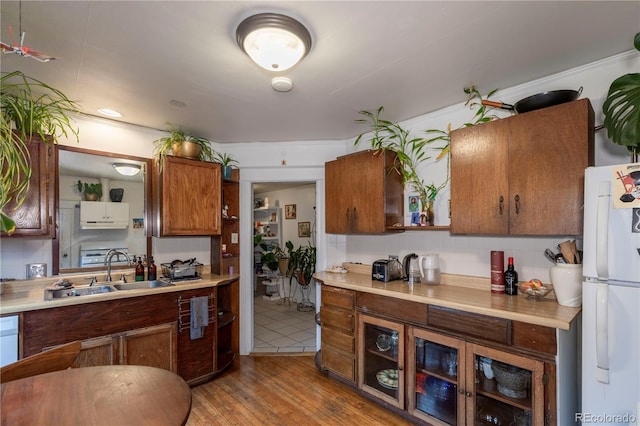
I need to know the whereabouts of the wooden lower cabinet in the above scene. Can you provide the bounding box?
[23,285,238,385]
[320,285,356,383]
[358,314,404,409]
[72,323,177,372]
[406,327,545,425]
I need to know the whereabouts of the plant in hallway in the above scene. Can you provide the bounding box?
[255,235,293,274]
[602,32,640,161]
[1,70,81,234]
[288,243,316,287]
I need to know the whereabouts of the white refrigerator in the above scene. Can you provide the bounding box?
[582,163,640,425]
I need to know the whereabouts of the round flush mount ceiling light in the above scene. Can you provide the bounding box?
[236,13,312,72]
[112,163,141,176]
[271,76,293,92]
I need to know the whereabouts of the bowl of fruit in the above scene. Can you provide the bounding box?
[519,279,553,300]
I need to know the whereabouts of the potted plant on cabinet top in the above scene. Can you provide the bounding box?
[214,152,239,179]
[76,180,103,201]
[602,32,640,161]
[1,71,80,234]
[153,126,214,169]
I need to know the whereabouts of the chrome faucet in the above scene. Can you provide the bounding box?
[104,249,133,283]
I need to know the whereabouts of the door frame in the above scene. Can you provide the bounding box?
[239,166,326,355]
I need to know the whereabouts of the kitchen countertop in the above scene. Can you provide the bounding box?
[314,265,580,330]
[0,272,238,315]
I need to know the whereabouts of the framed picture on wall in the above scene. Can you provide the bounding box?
[285,204,296,219]
[298,221,311,237]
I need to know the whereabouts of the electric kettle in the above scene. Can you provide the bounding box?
[418,253,441,285]
[403,253,421,284]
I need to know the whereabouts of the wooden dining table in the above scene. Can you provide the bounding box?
[1,365,192,425]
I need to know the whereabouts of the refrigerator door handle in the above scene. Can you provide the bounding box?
[595,180,610,279]
[596,282,610,384]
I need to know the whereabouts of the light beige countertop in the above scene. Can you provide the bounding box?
[0,271,238,315]
[314,264,580,330]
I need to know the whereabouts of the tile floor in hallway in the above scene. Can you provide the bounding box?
[253,294,317,353]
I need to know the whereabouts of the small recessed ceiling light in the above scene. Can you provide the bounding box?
[97,108,122,118]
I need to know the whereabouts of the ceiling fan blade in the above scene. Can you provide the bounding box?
[28,50,56,62]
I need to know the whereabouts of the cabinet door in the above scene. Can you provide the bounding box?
[450,119,510,234]
[358,313,404,409]
[105,202,130,222]
[3,136,55,237]
[325,150,403,234]
[120,323,178,373]
[508,99,593,235]
[73,335,119,367]
[408,328,465,425]
[467,343,544,426]
[321,286,356,383]
[157,156,221,236]
[325,156,349,234]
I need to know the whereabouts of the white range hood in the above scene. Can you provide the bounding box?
[80,201,129,229]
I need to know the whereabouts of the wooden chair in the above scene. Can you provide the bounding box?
[0,341,82,384]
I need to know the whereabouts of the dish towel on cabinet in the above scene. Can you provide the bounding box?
[190,296,209,340]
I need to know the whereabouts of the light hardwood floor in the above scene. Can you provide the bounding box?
[186,355,414,425]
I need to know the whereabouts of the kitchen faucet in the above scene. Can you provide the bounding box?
[104,249,133,283]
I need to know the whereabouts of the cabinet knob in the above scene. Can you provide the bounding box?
[465,391,472,397]
[514,194,520,214]
[499,196,504,215]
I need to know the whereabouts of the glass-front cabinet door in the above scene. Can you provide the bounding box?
[468,343,543,426]
[358,314,404,409]
[408,328,465,425]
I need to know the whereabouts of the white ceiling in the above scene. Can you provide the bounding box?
[1,1,638,144]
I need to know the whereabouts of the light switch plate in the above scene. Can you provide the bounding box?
[231,233,238,244]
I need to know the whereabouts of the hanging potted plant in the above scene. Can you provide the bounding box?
[153,125,214,169]
[76,180,103,201]
[602,32,640,161]
[1,71,80,234]
[214,152,239,179]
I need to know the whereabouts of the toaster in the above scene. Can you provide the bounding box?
[372,258,403,282]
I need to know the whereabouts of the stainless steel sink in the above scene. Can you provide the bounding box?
[113,280,174,290]
[45,285,117,300]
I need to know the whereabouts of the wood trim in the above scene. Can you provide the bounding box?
[427,305,512,345]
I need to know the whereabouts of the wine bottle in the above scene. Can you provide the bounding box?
[147,256,157,281]
[135,257,145,281]
[504,257,518,296]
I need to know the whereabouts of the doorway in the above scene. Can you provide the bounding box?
[251,181,317,354]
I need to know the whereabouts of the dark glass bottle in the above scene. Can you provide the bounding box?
[504,257,518,295]
[135,257,145,281]
[147,256,157,281]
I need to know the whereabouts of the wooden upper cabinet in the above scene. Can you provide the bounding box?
[450,98,594,235]
[3,136,55,238]
[325,150,403,234]
[153,156,221,236]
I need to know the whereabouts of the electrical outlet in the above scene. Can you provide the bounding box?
[231,233,238,244]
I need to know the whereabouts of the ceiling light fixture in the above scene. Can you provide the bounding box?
[236,13,312,72]
[271,76,293,92]
[112,163,141,176]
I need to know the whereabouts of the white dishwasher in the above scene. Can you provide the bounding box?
[0,315,19,367]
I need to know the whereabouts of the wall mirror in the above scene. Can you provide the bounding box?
[53,146,152,275]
